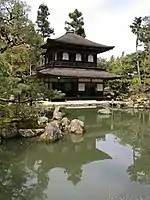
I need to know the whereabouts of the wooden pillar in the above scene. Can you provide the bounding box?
[84,51,87,63]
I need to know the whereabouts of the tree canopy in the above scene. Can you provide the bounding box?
[0,0,63,111]
[0,0,31,54]
[36,3,54,39]
[98,15,150,99]
[0,0,150,105]
[65,9,86,37]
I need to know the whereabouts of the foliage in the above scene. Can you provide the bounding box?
[98,15,150,99]
[130,17,142,40]
[0,0,31,54]
[130,17,142,82]
[36,3,54,39]
[65,9,86,37]
[0,0,64,118]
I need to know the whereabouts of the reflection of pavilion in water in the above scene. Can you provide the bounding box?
[41,135,112,185]
[0,134,111,200]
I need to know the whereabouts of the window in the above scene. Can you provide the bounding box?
[88,54,94,62]
[96,84,103,91]
[76,53,82,61]
[78,83,85,91]
[62,52,69,60]
[55,52,57,60]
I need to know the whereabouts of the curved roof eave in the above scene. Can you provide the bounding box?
[41,32,115,53]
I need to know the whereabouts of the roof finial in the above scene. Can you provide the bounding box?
[66,30,74,34]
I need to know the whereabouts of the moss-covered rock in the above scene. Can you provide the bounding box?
[40,121,63,142]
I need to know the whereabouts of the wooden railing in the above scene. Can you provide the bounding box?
[48,61,96,68]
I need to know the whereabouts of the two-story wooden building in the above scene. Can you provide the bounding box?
[37,31,119,100]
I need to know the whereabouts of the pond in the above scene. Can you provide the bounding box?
[0,109,150,200]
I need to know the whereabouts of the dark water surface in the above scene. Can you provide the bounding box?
[1,109,150,200]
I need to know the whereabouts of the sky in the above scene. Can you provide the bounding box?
[26,0,150,59]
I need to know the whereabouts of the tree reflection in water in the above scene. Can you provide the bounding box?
[111,111,150,185]
[1,109,150,200]
[0,132,111,199]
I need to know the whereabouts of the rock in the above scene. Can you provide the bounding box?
[19,129,35,137]
[134,103,139,109]
[69,119,84,135]
[38,116,48,126]
[138,104,144,109]
[53,106,63,120]
[97,107,111,115]
[19,129,45,138]
[61,117,70,132]
[126,102,134,108]
[116,104,121,109]
[40,121,63,142]
[1,123,18,138]
[32,129,45,135]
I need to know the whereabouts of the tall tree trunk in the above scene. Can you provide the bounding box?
[136,35,141,83]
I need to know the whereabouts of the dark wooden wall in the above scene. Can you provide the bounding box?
[45,48,97,67]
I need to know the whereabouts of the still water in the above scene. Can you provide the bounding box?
[0,109,150,200]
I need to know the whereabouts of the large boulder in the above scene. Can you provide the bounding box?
[61,117,70,132]
[0,123,18,138]
[40,121,63,142]
[97,107,111,115]
[69,119,84,135]
[37,116,48,126]
[19,129,45,138]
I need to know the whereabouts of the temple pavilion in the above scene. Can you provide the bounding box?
[37,31,119,100]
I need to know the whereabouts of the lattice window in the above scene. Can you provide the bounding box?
[76,53,82,61]
[97,84,103,91]
[78,83,85,91]
[62,52,69,60]
[88,54,94,62]
[55,52,57,60]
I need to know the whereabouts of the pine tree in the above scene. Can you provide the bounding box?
[130,17,143,83]
[0,0,30,54]
[65,9,86,38]
[36,4,54,39]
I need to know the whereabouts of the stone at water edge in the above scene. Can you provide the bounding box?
[61,117,70,132]
[19,129,45,138]
[97,108,111,115]
[126,102,134,108]
[40,121,63,142]
[37,116,48,126]
[69,119,84,135]
[1,123,18,138]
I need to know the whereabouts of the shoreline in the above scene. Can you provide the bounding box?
[38,100,132,108]
[37,100,150,109]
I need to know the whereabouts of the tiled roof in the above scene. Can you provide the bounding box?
[39,67,119,79]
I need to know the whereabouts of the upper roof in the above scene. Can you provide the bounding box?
[42,31,115,53]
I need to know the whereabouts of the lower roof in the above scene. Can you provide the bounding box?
[38,67,120,79]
